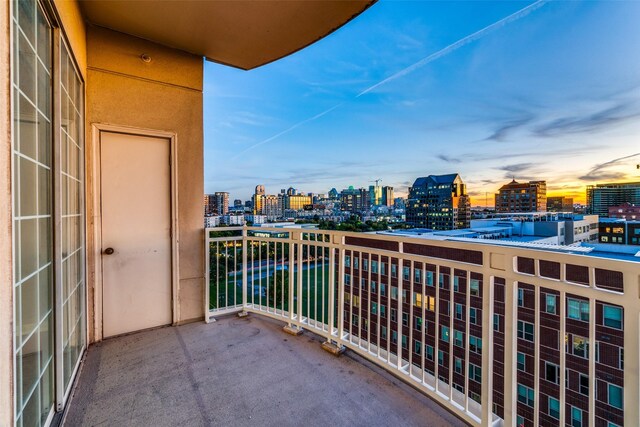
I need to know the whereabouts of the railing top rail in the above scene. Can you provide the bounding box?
[204,226,640,268]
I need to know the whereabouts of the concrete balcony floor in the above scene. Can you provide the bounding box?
[63,315,466,426]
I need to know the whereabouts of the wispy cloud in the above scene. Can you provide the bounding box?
[436,154,462,163]
[578,152,640,181]
[535,101,640,137]
[357,1,547,97]
[485,116,534,142]
[496,162,537,174]
[233,0,548,158]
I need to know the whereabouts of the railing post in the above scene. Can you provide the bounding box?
[204,228,212,323]
[239,227,248,317]
[288,236,295,325]
[328,244,336,335]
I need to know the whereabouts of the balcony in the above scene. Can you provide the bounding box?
[57,226,639,426]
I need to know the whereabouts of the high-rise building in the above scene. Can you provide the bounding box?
[547,196,574,212]
[287,194,312,211]
[234,199,243,208]
[204,194,215,215]
[495,180,547,213]
[205,193,229,215]
[341,186,369,213]
[253,184,265,214]
[262,194,280,219]
[369,184,382,206]
[587,182,640,217]
[381,186,394,207]
[213,192,229,215]
[328,188,339,199]
[406,174,470,230]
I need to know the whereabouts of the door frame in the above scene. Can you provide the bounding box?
[90,123,180,342]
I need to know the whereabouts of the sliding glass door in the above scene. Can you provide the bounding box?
[11,1,85,425]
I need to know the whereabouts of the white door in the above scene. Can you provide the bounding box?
[101,131,172,337]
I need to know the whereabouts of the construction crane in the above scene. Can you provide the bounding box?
[369,178,382,187]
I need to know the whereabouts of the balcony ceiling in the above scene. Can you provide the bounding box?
[80,0,375,70]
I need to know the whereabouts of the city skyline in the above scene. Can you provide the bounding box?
[204,1,640,205]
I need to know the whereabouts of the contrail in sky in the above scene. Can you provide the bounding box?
[233,0,548,159]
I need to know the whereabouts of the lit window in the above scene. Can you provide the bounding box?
[571,335,588,359]
[441,326,450,343]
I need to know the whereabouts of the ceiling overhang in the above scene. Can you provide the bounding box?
[80,0,375,70]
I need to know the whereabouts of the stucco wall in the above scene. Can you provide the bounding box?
[85,25,204,341]
[0,2,13,425]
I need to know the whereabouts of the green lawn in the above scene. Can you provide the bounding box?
[210,265,332,324]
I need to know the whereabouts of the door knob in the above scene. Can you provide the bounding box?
[104,247,115,255]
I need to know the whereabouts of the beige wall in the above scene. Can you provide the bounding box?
[86,25,205,341]
[0,2,13,426]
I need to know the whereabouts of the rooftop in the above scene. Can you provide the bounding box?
[63,315,465,427]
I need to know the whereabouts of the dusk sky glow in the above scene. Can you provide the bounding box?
[204,1,640,205]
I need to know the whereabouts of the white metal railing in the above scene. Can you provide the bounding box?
[204,226,638,427]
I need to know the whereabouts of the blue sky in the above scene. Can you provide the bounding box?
[204,1,640,205]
